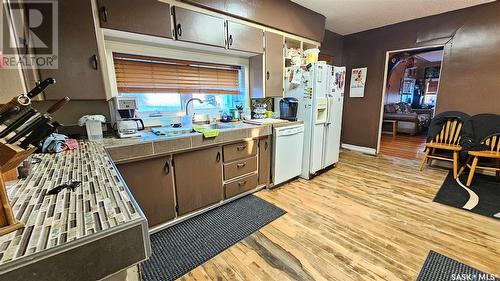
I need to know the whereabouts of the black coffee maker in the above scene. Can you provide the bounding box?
[280,97,299,121]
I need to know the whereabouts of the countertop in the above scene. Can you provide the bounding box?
[0,120,292,277]
[0,141,149,279]
[104,121,273,163]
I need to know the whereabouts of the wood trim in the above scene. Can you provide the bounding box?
[341,144,377,155]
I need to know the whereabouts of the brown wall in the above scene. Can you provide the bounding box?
[342,1,500,149]
[31,100,111,137]
[320,30,344,65]
[182,0,326,42]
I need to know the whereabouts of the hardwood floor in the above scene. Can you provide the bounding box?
[380,133,426,160]
[179,151,500,281]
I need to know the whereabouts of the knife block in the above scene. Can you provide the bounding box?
[0,141,37,236]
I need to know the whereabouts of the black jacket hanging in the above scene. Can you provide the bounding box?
[460,114,500,151]
[426,111,471,143]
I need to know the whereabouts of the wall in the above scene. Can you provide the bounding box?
[182,0,326,42]
[342,1,500,150]
[320,30,344,65]
[0,2,26,103]
[31,100,111,137]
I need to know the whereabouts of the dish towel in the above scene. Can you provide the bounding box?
[192,126,220,138]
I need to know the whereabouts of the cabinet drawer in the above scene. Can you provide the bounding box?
[224,156,257,180]
[225,173,258,199]
[223,140,257,162]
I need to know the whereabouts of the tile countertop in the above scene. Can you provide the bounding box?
[104,121,273,163]
[0,120,283,277]
[0,141,149,279]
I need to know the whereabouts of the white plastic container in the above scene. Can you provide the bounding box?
[85,120,103,141]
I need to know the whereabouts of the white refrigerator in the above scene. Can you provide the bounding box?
[284,63,345,179]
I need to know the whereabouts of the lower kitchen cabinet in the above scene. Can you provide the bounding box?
[225,173,258,199]
[173,146,223,215]
[117,156,176,227]
[258,137,271,186]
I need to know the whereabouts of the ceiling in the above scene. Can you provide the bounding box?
[415,50,444,62]
[291,0,496,35]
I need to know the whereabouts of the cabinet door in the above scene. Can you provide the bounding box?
[117,157,176,227]
[258,137,271,186]
[173,7,226,48]
[174,146,223,215]
[265,31,284,97]
[97,0,172,38]
[249,55,264,98]
[227,21,263,53]
[38,0,105,100]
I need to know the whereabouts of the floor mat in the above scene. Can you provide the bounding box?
[417,250,499,281]
[434,172,500,220]
[140,194,286,281]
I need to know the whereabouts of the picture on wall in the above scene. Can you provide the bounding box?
[350,67,367,97]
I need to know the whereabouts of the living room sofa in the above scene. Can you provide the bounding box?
[383,103,432,135]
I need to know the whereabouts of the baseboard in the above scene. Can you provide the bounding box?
[341,143,377,155]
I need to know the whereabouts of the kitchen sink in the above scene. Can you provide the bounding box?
[191,123,236,131]
[205,123,236,130]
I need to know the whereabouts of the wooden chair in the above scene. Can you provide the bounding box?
[419,119,463,178]
[460,134,500,187]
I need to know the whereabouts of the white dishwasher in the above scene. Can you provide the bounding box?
[272,124,305,186]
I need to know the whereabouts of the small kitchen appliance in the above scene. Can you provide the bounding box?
[117,119,145,138]
[279,97,299,121]
[110,97,145,138]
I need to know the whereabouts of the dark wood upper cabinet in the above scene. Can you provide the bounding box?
[264,31,284,97]
[173,7,226,48]
[173,146,223,215]
[38,0,105,100]
[117,157,176,227]
[97,0,173,38]
[227,21,263,53]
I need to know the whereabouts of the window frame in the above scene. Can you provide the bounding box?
[105,40,250,120]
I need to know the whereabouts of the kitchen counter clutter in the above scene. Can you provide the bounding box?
[0,141,149,281]
[0,121,278,280]
[105,122,272,163]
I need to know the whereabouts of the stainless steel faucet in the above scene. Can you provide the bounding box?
[185,98,204,118]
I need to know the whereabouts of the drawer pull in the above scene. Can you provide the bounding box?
[236,145,247,151]
[238,180,247,186]
[237,162,246,168]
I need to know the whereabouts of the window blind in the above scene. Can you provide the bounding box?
[113,53,241,95]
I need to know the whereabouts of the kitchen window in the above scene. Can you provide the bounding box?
[112,53,246,118]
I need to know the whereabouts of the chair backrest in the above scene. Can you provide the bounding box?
[430,118,463,145]
[482,134,500,154]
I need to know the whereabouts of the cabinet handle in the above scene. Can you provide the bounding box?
[264,141,268,150]
[236,145,247,151]
[163,160,170,175]
[238,180,247,186]
[216,151,221,162]
[176,24,182,37]
[237,162,246,168]
[228,35,233,46]
[91,55,99,70]
[101,6,108,22]
[266,71,270,80]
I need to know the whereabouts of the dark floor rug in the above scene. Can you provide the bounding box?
[434,171,500,220]
[140,195,286,281]
[417,250,499,281]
